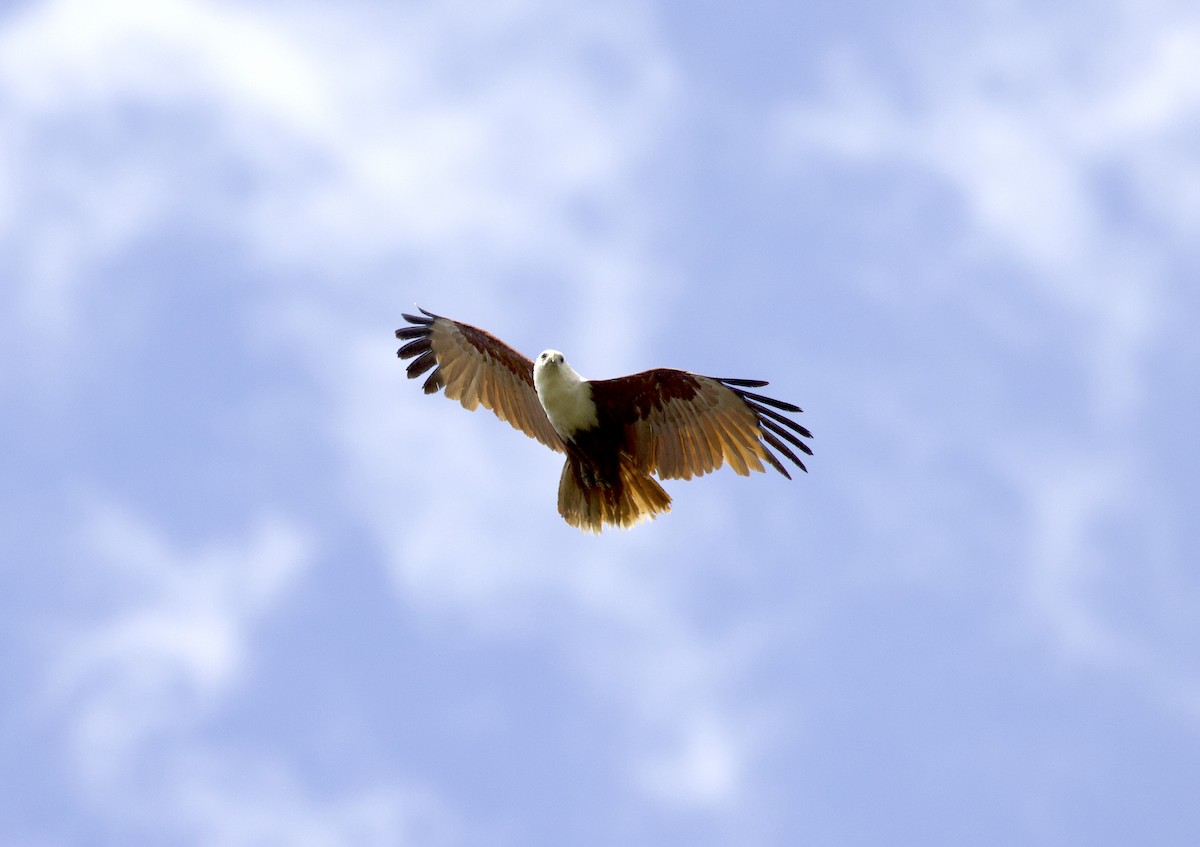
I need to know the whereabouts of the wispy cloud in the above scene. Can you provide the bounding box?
[5,0,779,835]
[1016,445,1200,726]
[18,0,1196,841]
[36,498,468,844]
[1,0,678,371]
[773,5,1200,280]
[41,498,346,829]
[149,751,464,847]
[769,1,1200,720]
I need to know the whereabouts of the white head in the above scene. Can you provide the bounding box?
[534,349,583,387]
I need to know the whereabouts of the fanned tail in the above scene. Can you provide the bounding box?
[557,457,672,534]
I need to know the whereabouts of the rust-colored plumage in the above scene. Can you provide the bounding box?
[396,308,812,533]
[396,310,563,452]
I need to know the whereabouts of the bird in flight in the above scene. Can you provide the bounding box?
[396,308,812,533]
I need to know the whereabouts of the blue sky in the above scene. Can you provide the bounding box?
[3,0,1198,844]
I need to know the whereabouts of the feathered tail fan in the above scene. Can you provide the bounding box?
[558,457,672,533]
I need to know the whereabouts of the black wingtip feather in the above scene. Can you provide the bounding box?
[717,377,770,388]
[762,430,808,474]
[396,308,446,395]
[749,402,812,439]
[422,368,444,394]
[760,446,793,479]
[720,380,813,475]
[406,349,438,379]
[738,389,802,413]
[762,418,815,456]
[397,337,432,360]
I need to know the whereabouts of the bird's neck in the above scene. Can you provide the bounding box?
[535,362,598,439]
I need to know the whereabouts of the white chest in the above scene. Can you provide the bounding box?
[534,362,599,439]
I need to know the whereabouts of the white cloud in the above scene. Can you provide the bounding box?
[3,0,778,825]
[0,0,679,375]
[1014,444,1200,725]
[163,751,463,847]
[770,1,1200,719]
[770,4,1200,320]
[775,10,1200,279]
[636,710,745,808]
[50,500,311,786]
[208,3,771,815]
[42,499,470,844]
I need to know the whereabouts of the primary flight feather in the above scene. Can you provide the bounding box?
[396,307,812,533]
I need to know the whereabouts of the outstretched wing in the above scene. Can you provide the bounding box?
[396,308,564,453]
[590,369,812,480]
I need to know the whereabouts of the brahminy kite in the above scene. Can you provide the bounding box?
[396,308,812,533]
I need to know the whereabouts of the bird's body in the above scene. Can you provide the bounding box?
[396,308,812,533]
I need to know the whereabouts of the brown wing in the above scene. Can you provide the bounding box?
[590,369,812,480]
[396,308,564,453]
